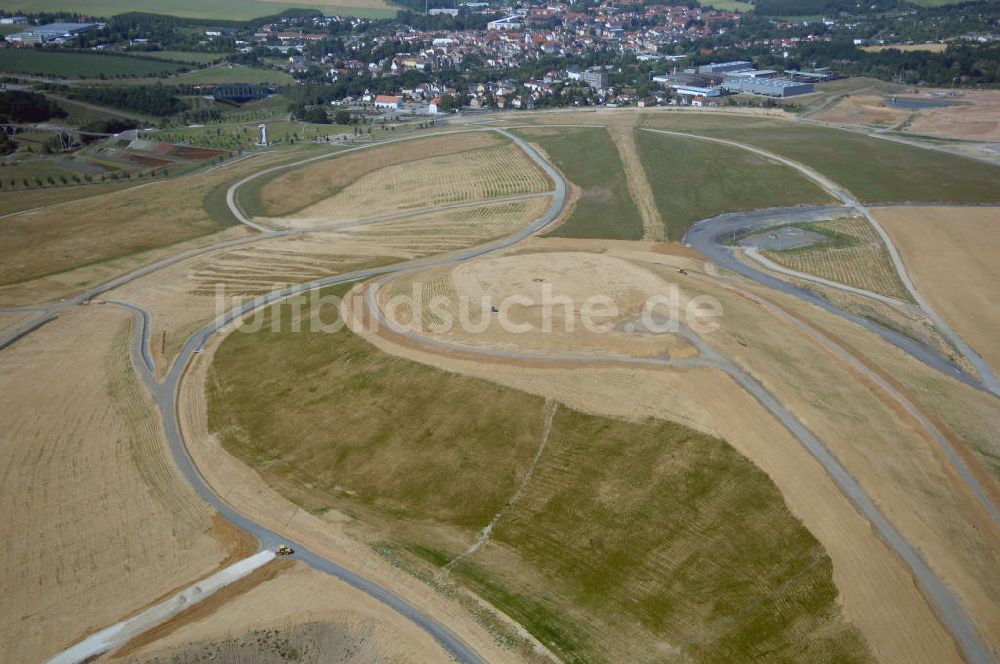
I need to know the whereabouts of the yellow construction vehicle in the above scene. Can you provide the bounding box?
[276,544,294,556]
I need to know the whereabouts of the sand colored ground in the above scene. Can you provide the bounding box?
[874,206,1000,375]
[106,561,452,663]
[657,267,1000,655]
[109,197,550,375]
[608,125,666,241]
[817,89,1000,141]
[381,251,698,360]
[907,90,1000,141]
[274,143,551,229]
[342,244,961,664]
[255,132,502,218]
[862,43,947,53]
[0,306,249,663]
[0,310,38,336]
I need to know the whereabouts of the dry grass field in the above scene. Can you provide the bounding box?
[874,206,1000,375]
[109,197,550,375]
[252,132,502,219]
[761,216,912,300]
[0,306,251,663]
[861,43,948,53]
[341,246,959,664]
[275,143,551,228]
[0,150,301,288]
[207,282,870,663]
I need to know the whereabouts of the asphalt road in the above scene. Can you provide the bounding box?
[135,128,563,664]
[683,205,980,388]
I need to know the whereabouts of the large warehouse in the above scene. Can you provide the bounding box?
[722,76,815,97]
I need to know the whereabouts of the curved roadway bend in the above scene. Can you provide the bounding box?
[644,127,1000,399]
[363,274,998,664]
[100,128,564,664]
[684,206,981,389]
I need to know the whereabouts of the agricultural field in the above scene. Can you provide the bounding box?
[517,127,644,240]
[0,48,190,78]
[0,0,399,19]
[282,142,551,228]
[116,63,295,86]
[636,130,833,239]
[759,215,912,300]
[249,131,503,219]
[207,282,869,663]
[639,113,1000,204]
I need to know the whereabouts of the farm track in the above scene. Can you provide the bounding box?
[17,121,1000,664]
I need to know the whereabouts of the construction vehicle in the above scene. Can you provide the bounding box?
[677,268,688,275]
[276,544,294,556]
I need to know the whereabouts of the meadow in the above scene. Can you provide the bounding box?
[518,127,644,241]
[636,129,833,239]
[125,50,228,64]
[0,49,189,78]
[208,283,870,663]
[640,113,1000,204]
[135,64,294,86]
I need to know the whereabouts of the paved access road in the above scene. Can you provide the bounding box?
[131,128,563,664]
